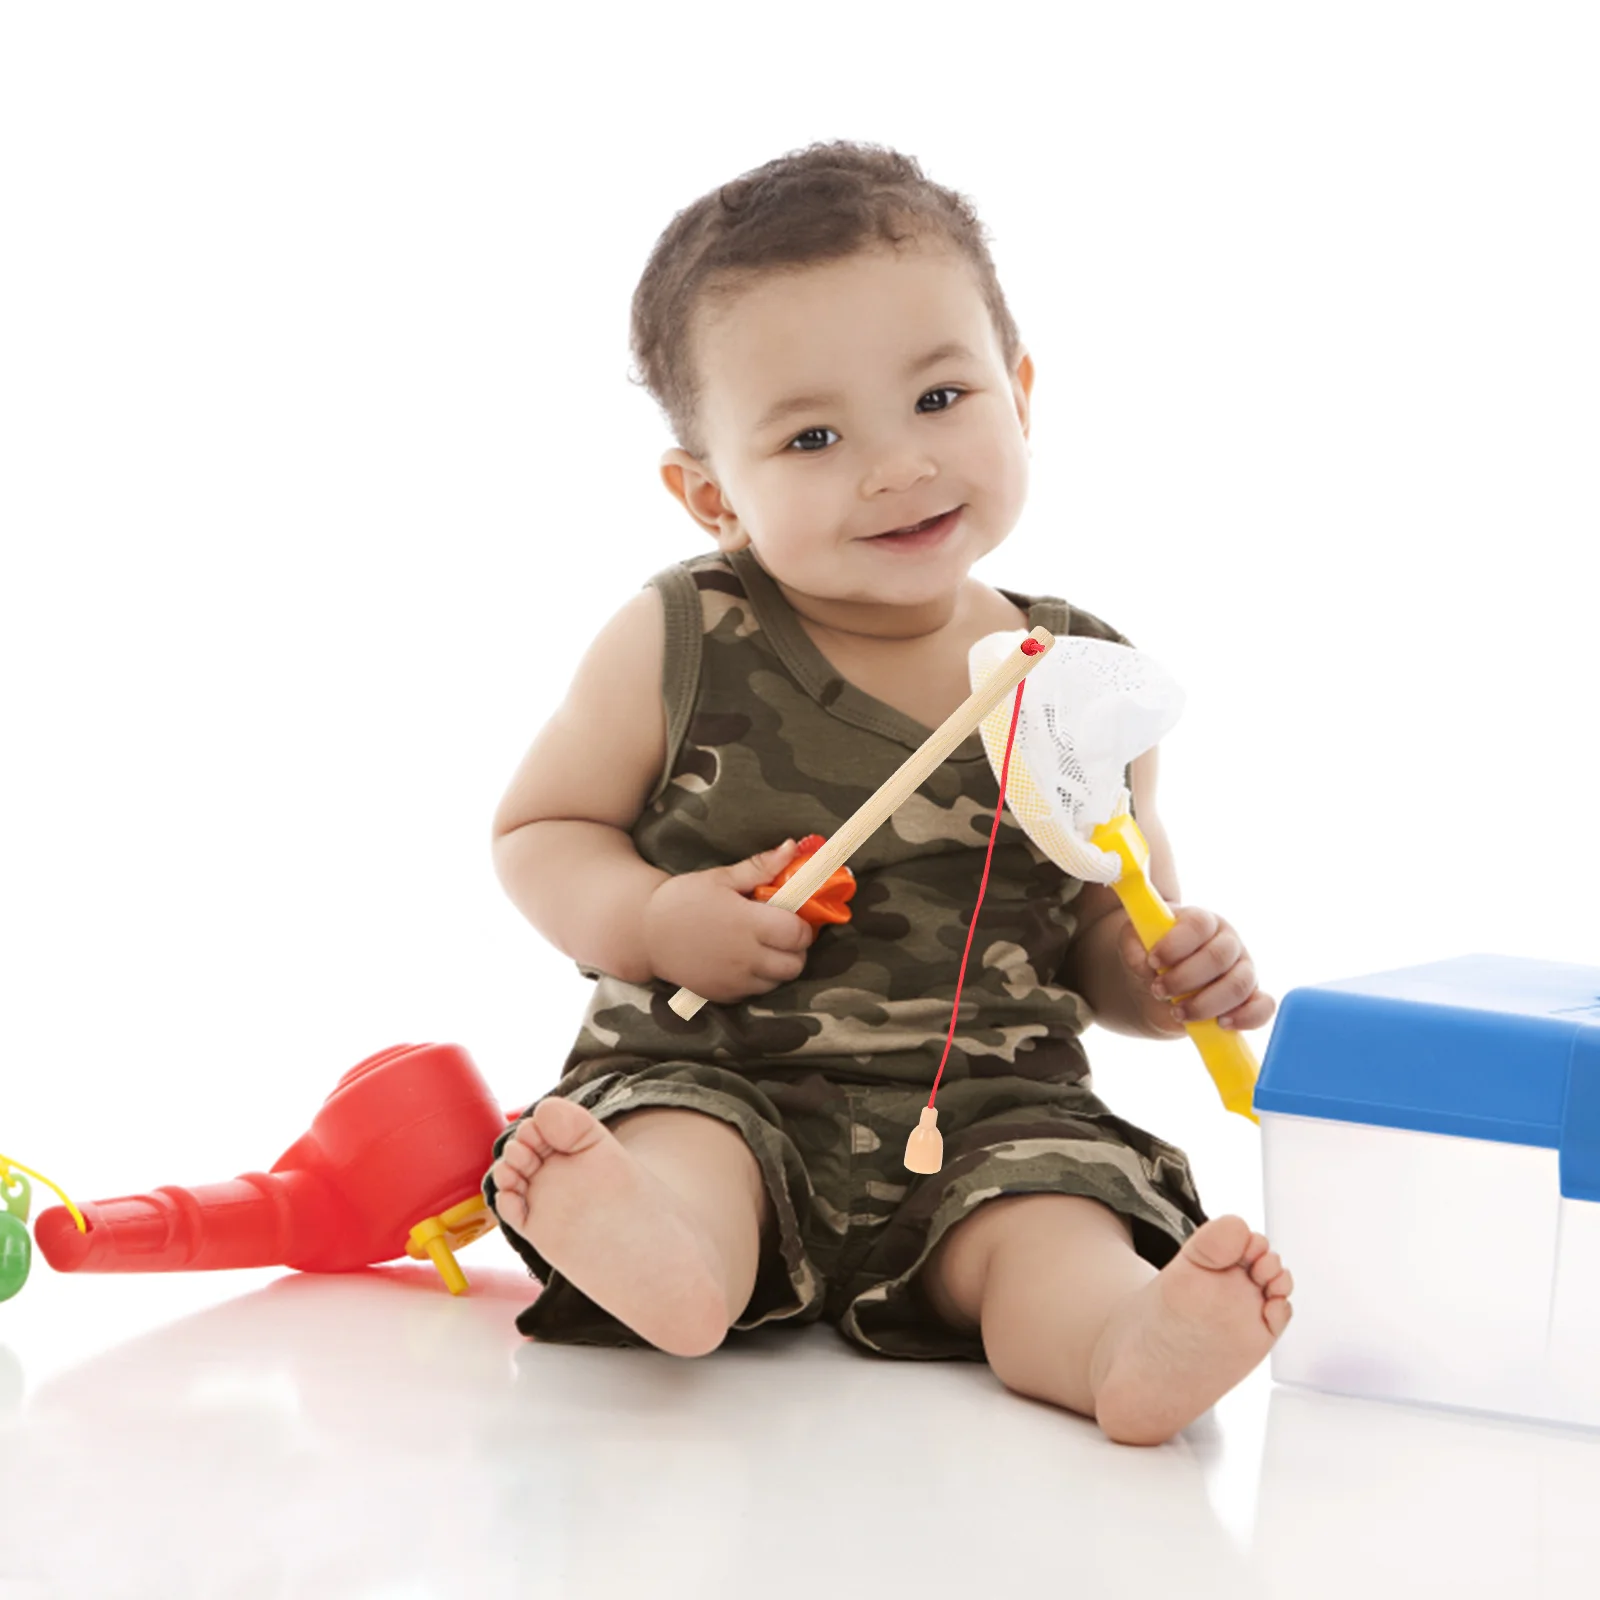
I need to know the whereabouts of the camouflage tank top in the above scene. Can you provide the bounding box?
[561,545,1136,1091]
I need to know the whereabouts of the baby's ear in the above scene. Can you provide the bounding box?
[658,451,699,513]
[660,447,748,551]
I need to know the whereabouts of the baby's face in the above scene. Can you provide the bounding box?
[661,242,1033,621]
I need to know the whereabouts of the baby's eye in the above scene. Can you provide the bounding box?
[784,387,966,454]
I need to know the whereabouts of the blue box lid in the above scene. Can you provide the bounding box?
[1254,954,1600,1201]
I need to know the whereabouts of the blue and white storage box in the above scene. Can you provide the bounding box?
[1255,953,1600,1428]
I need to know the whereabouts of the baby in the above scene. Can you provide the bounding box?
[483,140,1292,1447]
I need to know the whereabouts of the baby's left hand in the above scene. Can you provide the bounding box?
[1118,906,1276,1035]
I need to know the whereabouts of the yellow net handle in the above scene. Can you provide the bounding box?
[1090,814,1261,1125]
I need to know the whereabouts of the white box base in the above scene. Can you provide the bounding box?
[1261,1110,1600,1429]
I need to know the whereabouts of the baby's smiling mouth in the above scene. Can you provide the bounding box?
[869,506,962,539]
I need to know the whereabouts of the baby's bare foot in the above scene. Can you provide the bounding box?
[489,1097,733,1358]
[1088,1214,1294,1446]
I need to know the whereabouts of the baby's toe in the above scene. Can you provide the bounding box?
[497,1129,542,1178]
[491,1172,531,1234]
[532,1095,608,1155]
[490,1151,532,1204]
[1264,1266,1294,1300]
[1249,1250,1283,1288]
[1263,1296,1294,1337]
[1181,1214,1253,1271]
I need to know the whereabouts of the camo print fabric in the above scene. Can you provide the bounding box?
[570,543,1132,1088]
[483,1063,1206,1359]
[488,546,1207,1358]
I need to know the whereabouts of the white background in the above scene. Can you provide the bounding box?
[2,3,1596,1236]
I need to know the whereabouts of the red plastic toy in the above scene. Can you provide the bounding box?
[34,1043,522,1295]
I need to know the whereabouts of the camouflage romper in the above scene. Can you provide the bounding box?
[483,544,1208,1360]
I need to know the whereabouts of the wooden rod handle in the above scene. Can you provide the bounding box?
[668,625,1055,1020]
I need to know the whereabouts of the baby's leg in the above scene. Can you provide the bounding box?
[920,1194,1292,1445]
[490,1099,772,1359]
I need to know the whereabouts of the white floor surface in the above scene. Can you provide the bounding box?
[5,1226,1600,1600]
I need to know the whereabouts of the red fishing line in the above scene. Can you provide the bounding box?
[927,637,1042,1108]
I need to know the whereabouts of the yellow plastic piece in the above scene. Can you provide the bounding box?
[1089,814,1261,1125]
[0,1152,87,1231]
[405,1193,497,1295]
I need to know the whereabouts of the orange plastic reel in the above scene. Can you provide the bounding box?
[751,834,856,924]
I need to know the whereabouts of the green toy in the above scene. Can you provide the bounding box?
[1,1168,31,1302]
[0,1155,85,1302]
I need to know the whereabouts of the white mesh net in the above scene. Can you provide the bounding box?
[968,631,1186,883]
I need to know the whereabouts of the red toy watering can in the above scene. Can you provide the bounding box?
[33,1043,522,1295]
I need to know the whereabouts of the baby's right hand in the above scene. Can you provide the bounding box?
[642,839,819,1004]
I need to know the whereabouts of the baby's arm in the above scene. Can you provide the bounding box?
[491,588,672,984]
[491,589,816,999]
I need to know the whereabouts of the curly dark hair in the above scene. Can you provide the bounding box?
[627,139,1024,464]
